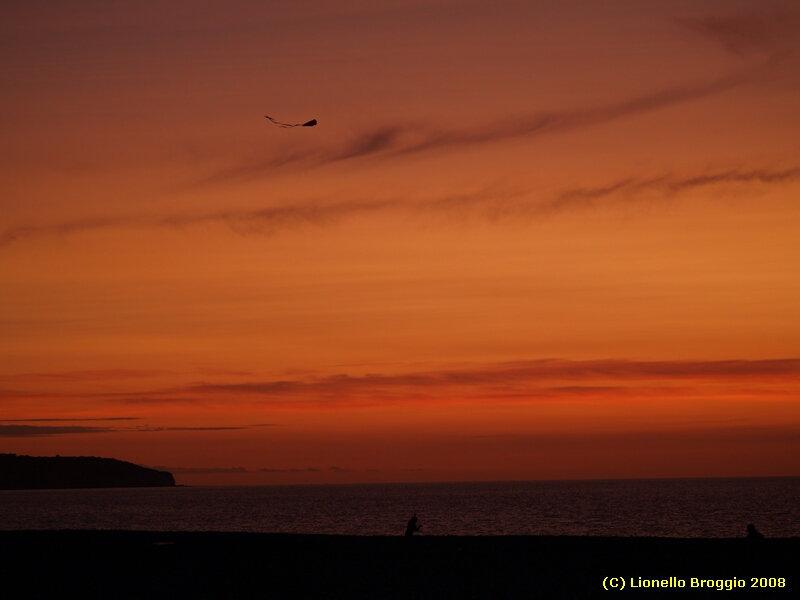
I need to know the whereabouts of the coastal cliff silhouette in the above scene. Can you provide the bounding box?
[0,453,175,489]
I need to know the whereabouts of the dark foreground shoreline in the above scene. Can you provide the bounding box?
[1,531,797,599]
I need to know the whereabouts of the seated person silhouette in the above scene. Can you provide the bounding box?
[746,524,764,539]
[405,514,421,536]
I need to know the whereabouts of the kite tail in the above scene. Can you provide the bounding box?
[264,115,297,128]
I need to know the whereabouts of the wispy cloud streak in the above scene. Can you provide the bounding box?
[4,359,797,424]
[0,370,165,383]
[102,358,800,407]
[0,417,140,423]
[146,465,322,474]
[388,73,750,158]
[546,167,800,213]
[200,68,759,187]
[0,422,268,437]
[0,424,113,437]
[3,166,799,248]
[149,466,249,475]
[678,5,800,57]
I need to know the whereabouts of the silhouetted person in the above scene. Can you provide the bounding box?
[405,513,421,536]
[746,524,764,539]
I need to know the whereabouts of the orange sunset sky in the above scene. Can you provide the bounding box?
[1,0,799,485]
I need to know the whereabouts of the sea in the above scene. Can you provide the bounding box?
[1,477,798,538]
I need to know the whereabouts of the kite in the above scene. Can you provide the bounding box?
[264,115,317,128]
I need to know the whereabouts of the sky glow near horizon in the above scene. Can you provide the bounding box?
[1,0,799,484]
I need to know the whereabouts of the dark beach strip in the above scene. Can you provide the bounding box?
[1,531,797,599]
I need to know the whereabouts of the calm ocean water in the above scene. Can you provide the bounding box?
[1,478,798,537]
